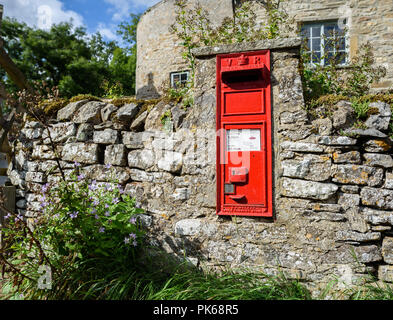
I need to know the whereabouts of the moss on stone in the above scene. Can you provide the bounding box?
[69,94,102,103]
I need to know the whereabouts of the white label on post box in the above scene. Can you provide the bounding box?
[227,129,261,151]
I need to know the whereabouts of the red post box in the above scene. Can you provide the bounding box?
[216,51,273,217]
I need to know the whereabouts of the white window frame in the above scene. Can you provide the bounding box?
[301,20,349,67]
[170,70,190,88]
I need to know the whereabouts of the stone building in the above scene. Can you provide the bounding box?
[136,0,393,99]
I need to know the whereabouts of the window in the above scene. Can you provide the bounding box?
[301,20,348,66]
[170,71,190,88]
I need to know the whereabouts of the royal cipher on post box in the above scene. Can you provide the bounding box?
[216,50,273,217]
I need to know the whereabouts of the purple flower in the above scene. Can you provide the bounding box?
[105,211,110,217]
[88,180,98,191]
[15,213,23,221]
[4,213,11,220]
[133,240,138,247]
[105,163,112,169]
[69,211,78,219]
[99,227,105,233]
[41,183,50,193]
[105,203,109,208]
[77,174,85,181]
[129,217,136,224]
[91,208,97,214]
[124,237,130,244]
[112,197,119,204]
[74,161,81,167]
[94,214,99,220]
[129,233,136,239]
[92,199,99,206]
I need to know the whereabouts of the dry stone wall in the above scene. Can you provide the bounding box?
[8,39,393,296]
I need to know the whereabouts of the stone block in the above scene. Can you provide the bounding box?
[73,101,106,124]
[128,149,155,170]
[318,136,357,146]
[81,164,130,184]
[116,103,139,123]
[384,172,393,189]
[362,207,393,225]
[364,139,392,152]
[361,187,393,210]
[280,141,324,153]
[57,100,88,121]
[281,178,338,200]
[354,245,382,263]
[382,237,393,264]
[281,155,332,181]
[42,122,77,143]
[332,151,361,164]
[101,104,117,122]
[175,219,202,236]
[76,123,94,141]
[363,153,393,168]
[93,129,119,144]
[378,265,393,282]
[105,144,127,166]
[61,143,100,164]
[332,165,383,186]
[157,151,183,173]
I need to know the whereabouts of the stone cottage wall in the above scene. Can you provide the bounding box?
[8,39,393,296]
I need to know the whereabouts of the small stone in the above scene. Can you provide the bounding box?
[364,139,392,152]
[105,144,127,166]
[343,128,387,138]
[280,110,308,124]
[61,143,100,164]
[57,100,88,121]
[312,118,333,135]
[93,129,119,144]
[332,151,361,164]
[340,185,359,194]
[361,187,393,210]
[144,101,172,130]
[384,172,393,189]
[25,172,46,183]
[332,165,383,186]
[130,110,148,131]
[175,219,202,236]
[362,207,393,225]
[128,149,155,170]
[73,101,106,124]
[171,105,187,129]
[122,131,153,149]
[382,237,393,264]
[332,102,355,129]
[378,265,393,282]
[363,153,393,168]
[336,230,381,243]
[157,151,183,173]
[338,193,359,210]
[101,104,118,122]
[116,103,139,123]
[281,178,338,200]
[42,122,77,144]
[280,141,324,153]
[318,136,357,146]
[353,245,382,263]
[76,123,94,141]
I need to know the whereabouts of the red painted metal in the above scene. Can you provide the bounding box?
[216,50,273,217]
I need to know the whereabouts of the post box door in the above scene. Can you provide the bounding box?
[224,123,267,206]
[216,50,272,217]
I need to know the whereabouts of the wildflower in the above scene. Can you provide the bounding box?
[94,214,99,220]
[112,197,119,204]
[99,227,105,233]
[74,161,81,167]
[77,174,85,181]
[132,240,138,247]
[69,211,78,219]
[91,208,97,214]
[105,163,112,169]
[4,213,11,220]
[41,183,50,193]
[105,211,110,217]
[129,233,136,239]
[105,203,109,208]
[124,237,130,244]
[92,199,99,206]
[129,217,136,224]
[88,180,98,191]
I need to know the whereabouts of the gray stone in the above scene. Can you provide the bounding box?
[280,110,308,124]
[130,110,148,131]
[116,103,139,123]
[332,165,383,186]
[343,128,387,138]
[384,172,393,189]
[363,153,393,168]
[354,245,382,263]
[313,118,333,135]
[73,101,106,124]
[105,144,127,166]
[175,219,202,236]
[382,237,393,264]
[281,155,332,181]
[128,169,172,183]
[362,207,393,225]
[61,143,100,164]
[16,199,27,209]
[332,102,355,129]
[93,129,119,144]
[365,102,391,131]
[81,164,130,184]
[57,100,88,121]
[145,101,171,131]
[171,187,190,201]
[122,131,153,149]
[101,104,118,122]
[378,265,393,282]
[280,141,324,153]
[340,185,359,194]
[281,178,338,200]
[25,172,46,183]
[76,123,94,141]
[318,136,357,146]
[364,139,392,152]
[346,206,369,233]
[332,151,361,164]
[43,122,77,143]
[338,193,359,210]
[157,151,183,173]
[128,149,155,170]
[361,187,393,210]
[32,145,57,160]
[21,127,43,140]
[306,203,342,212]
[336,231,381,243]
[171,105,187,129]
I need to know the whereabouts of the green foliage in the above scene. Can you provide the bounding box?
[0,164,144,299]
[350,97,370,120]
[0,18,138,98]
[301,41,387,105]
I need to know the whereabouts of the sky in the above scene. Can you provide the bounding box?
[1,0,161,42]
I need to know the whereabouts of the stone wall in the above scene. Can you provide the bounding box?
[8,39,393,296]
[136,0,393,98]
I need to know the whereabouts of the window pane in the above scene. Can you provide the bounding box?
[300,26,310,38]
[312,26,321,37]
[312,51,321,63]
[312,38,321,51]
[335,51,346,65]
[338,37,346,51]
[324,24,337,37]
[181,73,188,82]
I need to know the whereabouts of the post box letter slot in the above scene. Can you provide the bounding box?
[228,167,248,183]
